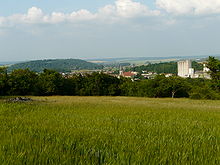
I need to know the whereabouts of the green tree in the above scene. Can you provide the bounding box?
[8,69,38,95]
[207,56,220,90]
[166,76,189,98]
[119,78,137,96]
[37,69,64,95]
[189,85,220,100]
[79,72,121,96]
[0,67,8,96]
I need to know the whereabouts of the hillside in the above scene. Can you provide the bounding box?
[127,61,203,74]
[7,59,103,72]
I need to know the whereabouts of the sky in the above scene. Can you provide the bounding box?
[0,0,220,61]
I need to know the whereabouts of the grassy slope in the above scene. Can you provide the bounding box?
[0,96,220,164]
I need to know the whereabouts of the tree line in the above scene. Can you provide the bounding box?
[126,61,203,74]
[7,59,103,73]
[0,57,220,100]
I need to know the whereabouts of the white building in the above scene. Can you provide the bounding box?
[203,63,210,72]
[178,60,211,79]
[178,60,194,78]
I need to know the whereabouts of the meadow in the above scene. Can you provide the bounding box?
[0,96,220,164]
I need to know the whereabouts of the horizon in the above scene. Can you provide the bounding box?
[1,0,220,61]
[1,54,220,65]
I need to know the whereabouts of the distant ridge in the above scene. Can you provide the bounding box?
[86,54,220,63]
[7,59,103,72]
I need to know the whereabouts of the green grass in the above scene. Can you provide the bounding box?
[0,96,220,164]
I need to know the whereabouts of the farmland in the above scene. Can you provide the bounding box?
[0,96,220,164]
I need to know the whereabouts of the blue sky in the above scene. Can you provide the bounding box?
[0,0,114,15]
[0,0,220,61]
[0,0,156,15]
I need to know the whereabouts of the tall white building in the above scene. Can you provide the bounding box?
[178,60,194,78]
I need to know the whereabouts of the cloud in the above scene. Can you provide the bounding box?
[26,7,44,22]
[156,0,220,15]
[1,0,220,29]
[114,0,160,18]
[46,9,96,23]
[0,17,6,26]
[0,0,160,27]
[98,0,160,21]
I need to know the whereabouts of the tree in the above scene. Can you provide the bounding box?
[189,85,220,100]
[166,76,189,98]
[119,78,137,96]
[207,56,220,90]
[0,67,8,96]
[78,72,121,96]
[8,69,38,95]
[37,69,64,95]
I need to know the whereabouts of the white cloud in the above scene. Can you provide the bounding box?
[44,10,96,24]
[68,10,96,21]
[7,7,45,24]
[0,17,6,26]
[115,0,160,18]
[98,0,160,19]
[26,7,44,22]
[0,0,160,27]
[1,0,220,29]
[48,12,66,23]
[156,0,220,15]
[3,7,97,26]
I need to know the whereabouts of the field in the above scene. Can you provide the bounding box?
[0,96,220,164]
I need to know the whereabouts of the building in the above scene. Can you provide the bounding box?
[178,60,194,78]
[178,60,211,79]
[203,63,210,72]
[120,71,137,78]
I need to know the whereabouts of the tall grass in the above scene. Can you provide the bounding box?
[0,96,220,164]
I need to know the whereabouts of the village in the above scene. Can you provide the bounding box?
[69,59,211,81]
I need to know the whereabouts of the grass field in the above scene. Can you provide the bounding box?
[0,96,220,164]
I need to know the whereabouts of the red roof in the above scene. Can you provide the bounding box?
[123,72,135,77]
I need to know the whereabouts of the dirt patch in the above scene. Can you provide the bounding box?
[6,97,33,103]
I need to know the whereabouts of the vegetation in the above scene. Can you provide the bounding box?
[127,61,203,74]
[7,59,103,73]
[0,96,220,164]
[207,56,220,90]
[0,57,219,100]
[0,57,220,163]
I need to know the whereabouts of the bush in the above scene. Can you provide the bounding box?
[189,86,220,100]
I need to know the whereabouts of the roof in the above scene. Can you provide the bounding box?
[123,72,135,77]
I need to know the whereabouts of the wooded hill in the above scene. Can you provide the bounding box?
[7,59,103,73]
[127,61,203,74]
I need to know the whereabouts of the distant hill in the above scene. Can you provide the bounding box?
[7,59,103,72]
[126,61,203,74]
[0,61,18,66]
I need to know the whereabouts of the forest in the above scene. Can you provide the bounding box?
[7,59,103,73]
[0,57,220,100]
[126,61,203,74]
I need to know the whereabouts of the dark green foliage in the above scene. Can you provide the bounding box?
[0,67,8,96]
[190,85,220,100]
[8,59,103,73]
[8,69,38,95]
[207,56,220,90]
[128,62,178,74]
[0,56,219,100]
[1,68,219,99]
[119,75,190,98]
[192,61,203,71]
[36,69,65,96]
[186,77,220,100]
[128,61,203,74]
[77,72,121,96]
